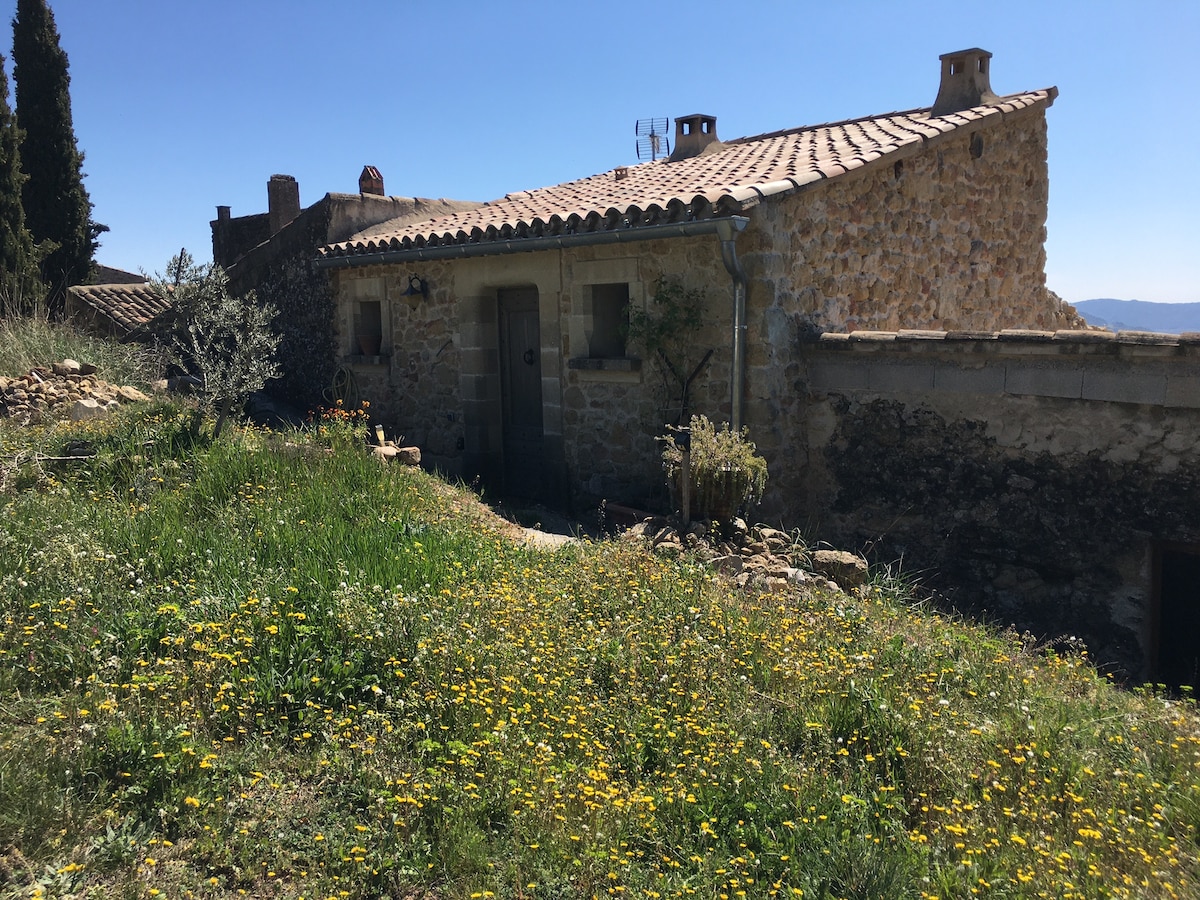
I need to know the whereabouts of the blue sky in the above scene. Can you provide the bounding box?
[4,0,1197,303]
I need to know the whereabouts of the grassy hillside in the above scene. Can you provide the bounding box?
[1,376,1199,896]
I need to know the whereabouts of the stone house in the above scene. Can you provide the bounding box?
[313,48,1083,510]
[211,170,480,410]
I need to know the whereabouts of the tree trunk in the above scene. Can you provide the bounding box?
[213,395,236,439]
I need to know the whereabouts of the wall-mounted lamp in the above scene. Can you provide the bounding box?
[401,275,428,298]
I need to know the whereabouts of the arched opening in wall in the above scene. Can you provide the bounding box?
[1152,542,1200,691]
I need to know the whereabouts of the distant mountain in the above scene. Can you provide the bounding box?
[1074,299,1200,334]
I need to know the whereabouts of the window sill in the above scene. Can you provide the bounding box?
[342,353,389,366]
[568,356,641,372]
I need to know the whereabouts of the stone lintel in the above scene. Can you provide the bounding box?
[1115,331,1180,346]
[1053,329,1116,344]
[998,329,1055,341]
[1165,376,1200,409]
[808,360,870,391]
[934,365,1006,394]
[1082,371,1167,405]
[816,332,852,347]
[1005,365,1083,399]
[868,364,935,392]
[944,331,1000,341]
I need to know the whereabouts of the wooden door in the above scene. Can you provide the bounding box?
[498,288,544,497]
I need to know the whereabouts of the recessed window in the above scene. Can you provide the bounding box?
[588,283,630,359]
[970,134,985,159]
[355,300,383,355]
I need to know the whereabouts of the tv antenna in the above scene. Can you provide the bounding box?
[635,118,670,161]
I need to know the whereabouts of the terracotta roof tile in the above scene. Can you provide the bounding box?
[322,90,1054,262]
[68,282,171,333]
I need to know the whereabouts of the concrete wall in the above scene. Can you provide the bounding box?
[789,330,1200,679]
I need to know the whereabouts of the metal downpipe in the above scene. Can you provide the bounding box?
[716,218,749,431]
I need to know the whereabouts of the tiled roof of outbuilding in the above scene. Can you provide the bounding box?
[320,89,1054,262]
[68,282,171,333]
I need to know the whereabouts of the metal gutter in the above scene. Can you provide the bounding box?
[315,216,751,268]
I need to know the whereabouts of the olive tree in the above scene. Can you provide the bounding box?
[150,250,281,438]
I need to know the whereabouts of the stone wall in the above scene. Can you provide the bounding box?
[789,331,1200,679]
[226,195,481,416]
[211,212,270,271]
[560,237,735,508]
[741,105,1080,336]
[333,258,463,472]
[226,201,339,414]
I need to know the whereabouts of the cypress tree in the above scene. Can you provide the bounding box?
[0,53,39,315]
[12,0,101,311]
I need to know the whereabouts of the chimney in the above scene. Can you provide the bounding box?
[267,174,300,235]
[931,48,999,117]
[359,165,385,196]
[668,114,722,162]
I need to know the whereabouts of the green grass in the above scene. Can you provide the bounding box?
[1,401,1199,899]
[0,315,163,389]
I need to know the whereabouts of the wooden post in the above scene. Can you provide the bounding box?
[678,426,692,527]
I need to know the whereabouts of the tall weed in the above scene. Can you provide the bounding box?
[0,315,163,386]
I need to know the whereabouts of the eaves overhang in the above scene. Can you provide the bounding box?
[315,216,750,269]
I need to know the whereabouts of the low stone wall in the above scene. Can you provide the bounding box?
[785,330,1200,679]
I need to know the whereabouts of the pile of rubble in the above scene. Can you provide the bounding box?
[621,514,869,594]
[0,359,151,425]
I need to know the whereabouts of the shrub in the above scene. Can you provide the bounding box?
[661,414,768,521]
[149,250,281,438]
